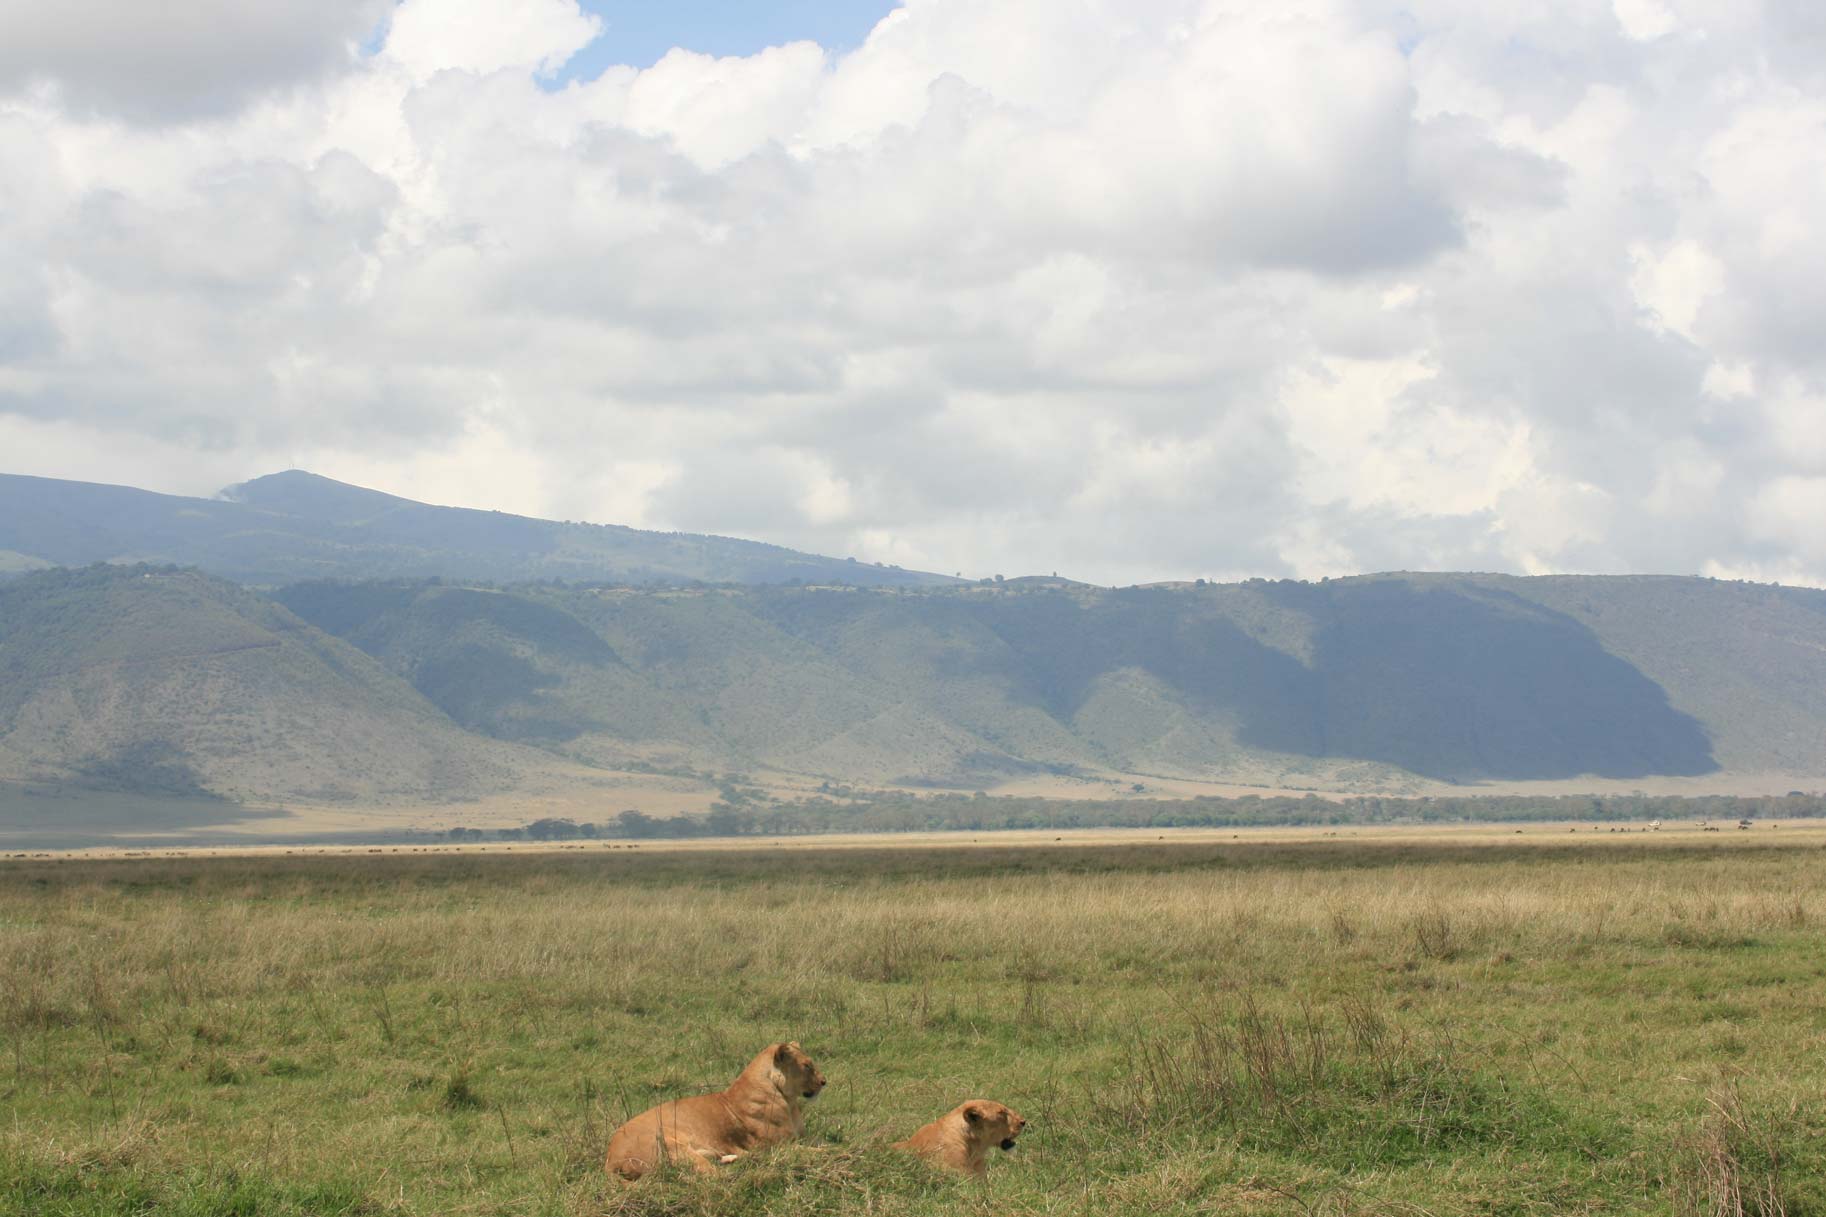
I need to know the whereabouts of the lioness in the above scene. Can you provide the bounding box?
[602,1042,827,1181]
[894,1100,1027,1178]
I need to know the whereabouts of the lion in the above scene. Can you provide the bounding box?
[602,1042,826,1181]
[893,1100,1027,1178]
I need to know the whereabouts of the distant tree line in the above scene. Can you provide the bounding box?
[464,790,1826,841]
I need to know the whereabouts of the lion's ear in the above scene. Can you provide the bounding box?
[962,1105,982,1124]
[773,1043,792,1065]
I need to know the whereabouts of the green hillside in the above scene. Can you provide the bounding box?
[5,567,1821,812]
[1484,574,1826,776]
[274,573,1826,792]
[0,566,560,807]
[0,470,955,588]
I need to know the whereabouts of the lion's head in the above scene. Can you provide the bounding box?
[772,1041,827,1100]
[961,1101,1026,1151]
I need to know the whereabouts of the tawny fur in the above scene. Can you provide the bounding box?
[603,1042,826,1181]
[894,1100,1027,1179]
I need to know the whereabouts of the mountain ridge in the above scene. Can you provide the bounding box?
[0,469,958,588]
[4,492,1826,823]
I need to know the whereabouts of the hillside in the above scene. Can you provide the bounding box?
[4,568,1821,816]
[273,573,1826,793]
[0,470,954,588]
[0,565,563,808]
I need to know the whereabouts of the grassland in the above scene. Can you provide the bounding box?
[3,829,1823,1215]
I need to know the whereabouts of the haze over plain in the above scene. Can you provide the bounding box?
[3,0,1825,588]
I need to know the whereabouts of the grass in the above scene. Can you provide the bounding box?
[2,833,1824,1215]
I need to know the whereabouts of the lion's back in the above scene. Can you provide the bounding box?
[603,1094,734,1179]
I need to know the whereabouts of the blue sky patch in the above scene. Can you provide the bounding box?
[555,0,899,82]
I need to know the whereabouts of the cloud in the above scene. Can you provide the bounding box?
[382,0,602,81]
[1747,476,1826,563]
[0,0,388,122]
[2,0,1825,586]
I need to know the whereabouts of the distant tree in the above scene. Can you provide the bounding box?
[704,804,753,837]
[617,810,657,838]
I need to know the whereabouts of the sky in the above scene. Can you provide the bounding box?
[559,2,897,77]
[1,0,1824,587]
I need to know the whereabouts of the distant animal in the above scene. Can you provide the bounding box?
[603,1042,826,1181]
[895,1100,1027,1178]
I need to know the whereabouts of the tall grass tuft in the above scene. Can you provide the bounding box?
[1670,1080,1793,1217]
[1101,993,1592,1168]
[441,1069,484,1111]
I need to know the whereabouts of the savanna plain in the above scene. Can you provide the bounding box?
[3,827,1823,1216]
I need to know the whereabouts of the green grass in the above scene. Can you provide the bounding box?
[3,836,1823,1214]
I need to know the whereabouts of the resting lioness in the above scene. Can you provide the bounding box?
[894,1100,1027,1178]
[603,1042,827,1181]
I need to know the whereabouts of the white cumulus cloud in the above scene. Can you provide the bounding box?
[383,0,602,81]
[2,0,1825,586]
